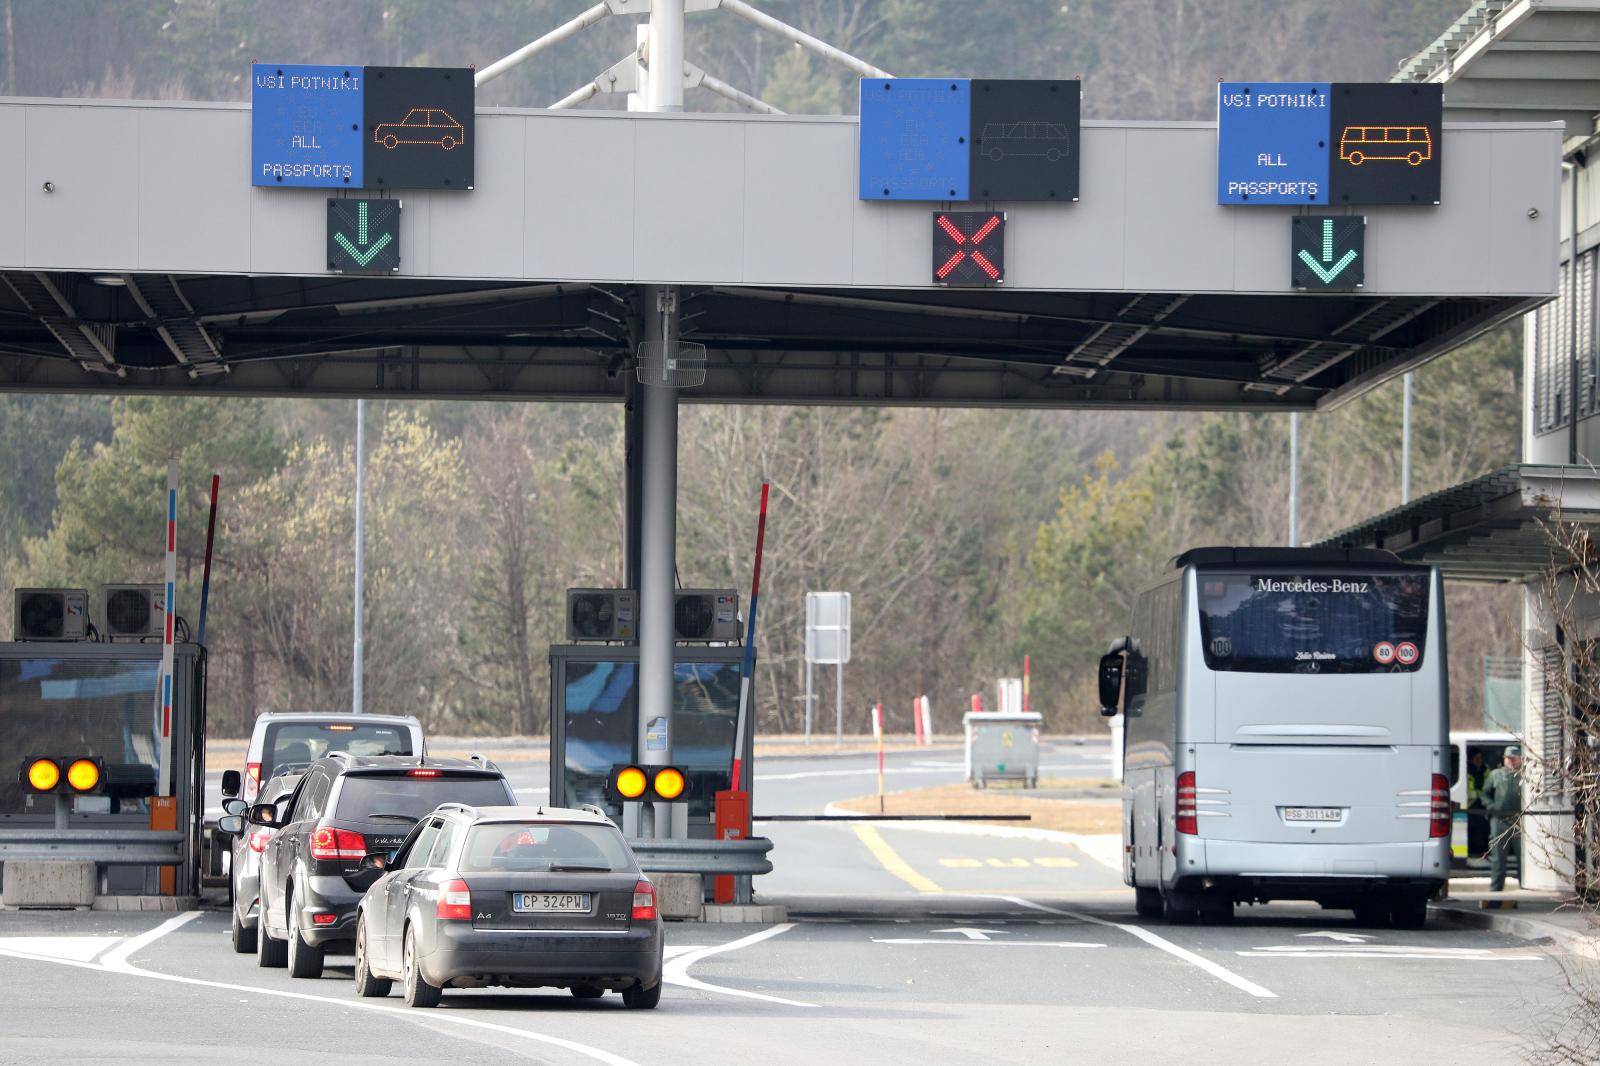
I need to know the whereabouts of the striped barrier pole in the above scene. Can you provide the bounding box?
[157,459,178,796]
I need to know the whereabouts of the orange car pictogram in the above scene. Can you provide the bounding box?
[373,108,465,150]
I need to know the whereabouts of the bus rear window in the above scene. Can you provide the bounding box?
[1197,572,1429,674]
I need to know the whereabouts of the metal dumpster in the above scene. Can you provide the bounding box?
[963,711,1042,788]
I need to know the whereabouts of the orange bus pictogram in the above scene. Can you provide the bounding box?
[1338,125,1431,167]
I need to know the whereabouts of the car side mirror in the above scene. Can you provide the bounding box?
[220,769,241,798]
[246,802,281,828]
[358,851,394,873]
[221,798,248,817]
[1098,651,1124,716]
[217,814,245,835]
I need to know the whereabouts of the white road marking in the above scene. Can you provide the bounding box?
[872,938,1106,948]
[1299,931,1372,944]
[0,913,641,1066]
[661,922,813,1008]
[0,936,123,963]
[931,927,1009,940]
[1239,944,1541,962]
[987,895,1278,999]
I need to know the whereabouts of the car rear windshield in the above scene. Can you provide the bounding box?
[333,774,508,824]
[1197,571,1429,674]
[460,822,632,873]
[262,722,411,778]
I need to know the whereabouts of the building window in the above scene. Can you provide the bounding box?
[1533,249,1599,437]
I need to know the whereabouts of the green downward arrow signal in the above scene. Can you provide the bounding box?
[334,202,393,267]
[1296,218,1357,284]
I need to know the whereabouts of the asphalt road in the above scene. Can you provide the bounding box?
[20,739,1568,1061]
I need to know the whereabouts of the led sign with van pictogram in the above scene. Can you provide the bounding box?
[932,212,1004,286]
[1218,82,1442,206]
[860,79,1079,202]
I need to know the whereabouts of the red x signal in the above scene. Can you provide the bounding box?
[933,213,1003,283]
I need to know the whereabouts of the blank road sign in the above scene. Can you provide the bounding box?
[806,591,851,664]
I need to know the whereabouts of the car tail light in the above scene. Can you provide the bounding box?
[247,828,273,854]
[309,825,367,861]
[436,879,471,920]
[632,879,658,921]
[311,912,337,926]
[1176,771,1198,836]
[407,768,442,778]
[244,762,261,802]
[1430,774,1450,838]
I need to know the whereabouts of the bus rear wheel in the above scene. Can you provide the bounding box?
[1352,900,1390,928]
[1389,897,1428,930]
[1135,886,1163,919]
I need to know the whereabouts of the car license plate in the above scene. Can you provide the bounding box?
[512,892,589,913]
[1282,807,1342,823]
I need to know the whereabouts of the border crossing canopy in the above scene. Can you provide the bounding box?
[0,97,1560,411]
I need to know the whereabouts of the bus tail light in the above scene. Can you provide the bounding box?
[1176,771,1198,836]
[1429,774,1450,838]
[244,762,262,802]
[632,880,658,921]
[247,828,273,853]
[309,826,367,861]
[436,879,472,920]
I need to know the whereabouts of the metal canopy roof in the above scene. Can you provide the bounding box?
[0,273,1538,409]
[1316,464,1600,582]
[0,100,1558,409]
[1396,0,1600,141]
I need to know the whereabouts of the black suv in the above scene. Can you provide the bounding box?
[248,753,516,978]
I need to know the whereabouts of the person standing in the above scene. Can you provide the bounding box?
[1481,746,1523,892]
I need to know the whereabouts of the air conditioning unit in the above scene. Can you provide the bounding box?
[674,589,739,643]
[566,589,638,642]
[101,584,166,639]
[14,589,89,641]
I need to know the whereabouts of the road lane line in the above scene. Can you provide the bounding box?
[99,911,200,968]
[662,923,814,1007]
[0,916,640,1066]
[851,824,942,893]
[872,939,1106,948]
[1235,950,1540,961]
[988,895,1277,999]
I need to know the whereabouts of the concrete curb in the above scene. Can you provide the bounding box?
[1428,902,1595,954]
[818,801,1124,872]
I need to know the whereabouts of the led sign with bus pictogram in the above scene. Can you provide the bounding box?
[859,79,1079,202]
[932,212,1004,286]
[1218,82,1441,206]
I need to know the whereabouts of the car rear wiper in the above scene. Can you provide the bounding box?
[366,813,421,824]
[545,865,611,873]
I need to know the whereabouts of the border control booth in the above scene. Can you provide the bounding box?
[0,641,206,903]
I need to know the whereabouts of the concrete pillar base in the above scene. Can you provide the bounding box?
[1,861,96,908]
[653,872,703,920]
[697,904,789,924]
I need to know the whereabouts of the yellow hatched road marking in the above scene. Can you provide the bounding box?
[851,824,942,892]
[938,856,1080,869]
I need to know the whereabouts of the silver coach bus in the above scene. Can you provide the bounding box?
[1098,547,1450,928]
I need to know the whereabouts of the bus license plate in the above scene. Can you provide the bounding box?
[1282,807,1342,823]
[512,892,589,913]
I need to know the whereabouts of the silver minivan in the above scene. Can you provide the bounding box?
[220,712,424,952]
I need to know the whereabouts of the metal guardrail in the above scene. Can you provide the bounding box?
[628,836,773,876]
[0,829,185,866]
[755,814,1031,822]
